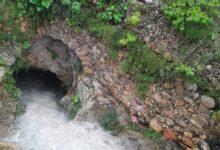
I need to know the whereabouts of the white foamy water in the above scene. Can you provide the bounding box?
[7,88,131,150]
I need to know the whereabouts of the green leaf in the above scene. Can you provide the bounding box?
[29,0,38,4]
[41,0,53,8]
[71,1,81,14]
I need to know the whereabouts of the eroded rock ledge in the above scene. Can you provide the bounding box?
[28,21,217,149]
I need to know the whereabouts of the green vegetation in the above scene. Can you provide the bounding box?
[14,0,128,25]
[163,0,220,39]
[99,109,123,132]
[175,63,195,77]
[212,110,220,122]
[210,85,220,98]
[125,123,162,140]
[72,58,82,75]
[143,128,162,140]
[125,12,141,26]
[69,94,81,119]
[2,70,21,99]
[0,57,6,66]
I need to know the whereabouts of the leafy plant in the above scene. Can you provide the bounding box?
[97,0,128,23]
[3,70,21,99]
[163,0,220,39]
[126,123,162,141]
[69,94,81,119]
[0,57,6,66]
[119,33,137,46]
[125,12,141,26]
[99,109,122,132]
[143,128,162,140]
[212,110,220,122]
[175,63,195,77]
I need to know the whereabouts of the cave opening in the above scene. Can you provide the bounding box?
[14,68,67,101]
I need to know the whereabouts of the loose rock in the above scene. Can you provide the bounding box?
[150,119,162,132]
[201,96,215,109]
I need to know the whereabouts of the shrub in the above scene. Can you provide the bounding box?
[97,0,128,23]
[119,33,137,46]
[175,63,195,77]
[125,12,141,26]
[0,57,6,66]
[212,111,220,122]
[3,70,21,99]
[143,128,162,140]
[214,50,220,62]
[69,94,81,119]
[121,41,167,97]
[163,0,220,39]
[99,109,122,132]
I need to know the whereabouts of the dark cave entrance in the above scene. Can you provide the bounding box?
[14,68,67,100]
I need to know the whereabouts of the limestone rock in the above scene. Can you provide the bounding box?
[0,67,5,83]
[27,36,77,86]
[181,137,193,147]
[201,95,215,109]
[0,141,21,150]
[163,129,177,141]
[149,119,162,132]
[186,83,198,92]
[60,95,71,111]
[198,140,210,150]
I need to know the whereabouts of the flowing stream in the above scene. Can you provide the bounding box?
[3,69,138,150]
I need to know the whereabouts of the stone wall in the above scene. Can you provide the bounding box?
[34,21,216,149]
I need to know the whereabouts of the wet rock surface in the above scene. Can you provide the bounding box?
[27,36,78,87]
[0,141,21,150]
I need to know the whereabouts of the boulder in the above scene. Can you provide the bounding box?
[163,129,178,141]
[201,96,215,109]
[149,119,162,132]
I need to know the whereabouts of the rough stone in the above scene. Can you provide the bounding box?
[206,65,212,70]
[184,97,195,106]
[0,141,21,150]
[60,95,71,111]
[163,129,177,141]
[186,83,198,92]
[0,101,2,109]
[27,36,76,86]
[184,131,193,139]
[0,67,5,83]
[182,137,193,147]
[149,119,162,132]
[201,95,215,108]
[198,140,210,150]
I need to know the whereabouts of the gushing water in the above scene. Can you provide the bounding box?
[2,69,137,150]
[8,88,131,150]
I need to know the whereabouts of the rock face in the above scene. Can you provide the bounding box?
[27,36,78,87]
[0,43,24,138]
[0,141,21,150]
[34,21,215,148]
